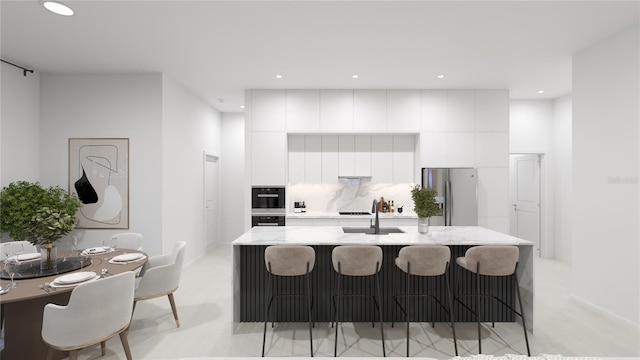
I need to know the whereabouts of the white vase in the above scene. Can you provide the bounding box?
[418,217,430,234]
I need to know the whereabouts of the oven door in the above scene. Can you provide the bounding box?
[252,215,285,227]
[251,187,285,209]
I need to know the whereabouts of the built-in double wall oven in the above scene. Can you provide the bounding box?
[251,186,285,227]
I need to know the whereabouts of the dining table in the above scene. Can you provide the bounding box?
[0,247,148,360]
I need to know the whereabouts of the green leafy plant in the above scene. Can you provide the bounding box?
[0,181,81,246]
[410,184,442,219]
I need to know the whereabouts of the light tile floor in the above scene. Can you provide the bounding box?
[16,244,640,359]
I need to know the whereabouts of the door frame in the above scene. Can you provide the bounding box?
[203,152,220,253]
[509,153,547,258]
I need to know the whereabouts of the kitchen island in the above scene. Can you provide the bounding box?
[232,226,533,331]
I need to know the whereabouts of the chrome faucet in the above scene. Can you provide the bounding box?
[371,199,380,234]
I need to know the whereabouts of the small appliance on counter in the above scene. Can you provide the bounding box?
[293,201,306,213]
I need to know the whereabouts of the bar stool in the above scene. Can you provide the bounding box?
[262,245,315,357]
[393,245,458,357]
[331,245,385,357]
[455,245,530,356]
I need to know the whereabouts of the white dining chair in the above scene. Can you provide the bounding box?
[132,241,186,327]
[111,232,143,250]
[0,240,37,260]
[41,271,136,360]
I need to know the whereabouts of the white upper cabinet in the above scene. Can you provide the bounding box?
[447,90,475,131]
[251,90,286,131]
[338,135,355,176]
[393,135,415,183]
[252,132,287,185]
[305,135,322,182]
[354,135,372,176]
[387,90,420,132]
[371,135,393,183]
[286,90,320,133]
[420,132,475,168]
[475,90,508,131]
[321,135,339,183]
[320,90,354,132]
[420,90,448,131]
[354,90,387,132]
[288,135,305,183]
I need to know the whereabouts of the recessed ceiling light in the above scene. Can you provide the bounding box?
[437,74,445,79]
[275,74,283,79]
[537,90,545,94]
[240,105,245,109]
[42,1,74,16]
[352,74,359,79]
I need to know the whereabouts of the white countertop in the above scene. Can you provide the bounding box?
[286,211,418,219]
[232,226,533,246]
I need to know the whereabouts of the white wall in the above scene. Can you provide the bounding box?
[40,74,164,257]
[552,94,572,264]
[573,25,639,326]
[1,62,40,186]
[162,76,221,263]
[509,100,555,259]
[221,112,245,243]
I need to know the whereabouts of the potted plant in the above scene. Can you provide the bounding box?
[410,184,442,234]
[0,181,81,270]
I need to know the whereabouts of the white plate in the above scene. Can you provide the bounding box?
[82,246,109,255]
[8,252,41,261]
[111,253,145,262]
[54,271,97,285]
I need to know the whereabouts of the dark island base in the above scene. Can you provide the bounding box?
[240,245,516,323]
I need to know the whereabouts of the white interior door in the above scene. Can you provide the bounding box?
[204,154,220,249]
[509,154,541,256]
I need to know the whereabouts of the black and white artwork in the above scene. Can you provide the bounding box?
[69,138,129,229]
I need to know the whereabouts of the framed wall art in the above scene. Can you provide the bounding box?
[69,138,129,229]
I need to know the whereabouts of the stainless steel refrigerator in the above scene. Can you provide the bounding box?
[421,168,478,226]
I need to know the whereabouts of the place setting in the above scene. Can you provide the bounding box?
[48,271,100,288]
[109,252,146,265]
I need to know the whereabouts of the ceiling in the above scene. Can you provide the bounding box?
[1,1,638,113]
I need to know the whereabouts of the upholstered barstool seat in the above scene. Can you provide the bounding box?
[394,245,457,356]
[262,245,315,357]
[332,245,385,357]
[455,245,530,356]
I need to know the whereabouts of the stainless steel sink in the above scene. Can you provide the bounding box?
[342,227,404,235]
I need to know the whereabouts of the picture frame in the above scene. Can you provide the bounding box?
[68,138,129,229]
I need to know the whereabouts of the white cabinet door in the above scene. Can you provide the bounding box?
[251,90,286,131]
[321,135,339,183]
[338,135,355,176]
[387,90,420,132]
[421,90,448,131]
[475,90,508,132]
[354,135,371,176]
[371,135,393,183]
[420,132,448,168]
[320,90,354,132]
[354,90,387,132]
[447,90,475,131]
[288,135,305,183]
[305,135,322,182]
[420,132,474,168]
[393,135,415,183]
[252,132,287,185]
[286,90,320,132]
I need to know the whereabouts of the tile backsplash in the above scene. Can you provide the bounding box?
[288,179,417,214]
